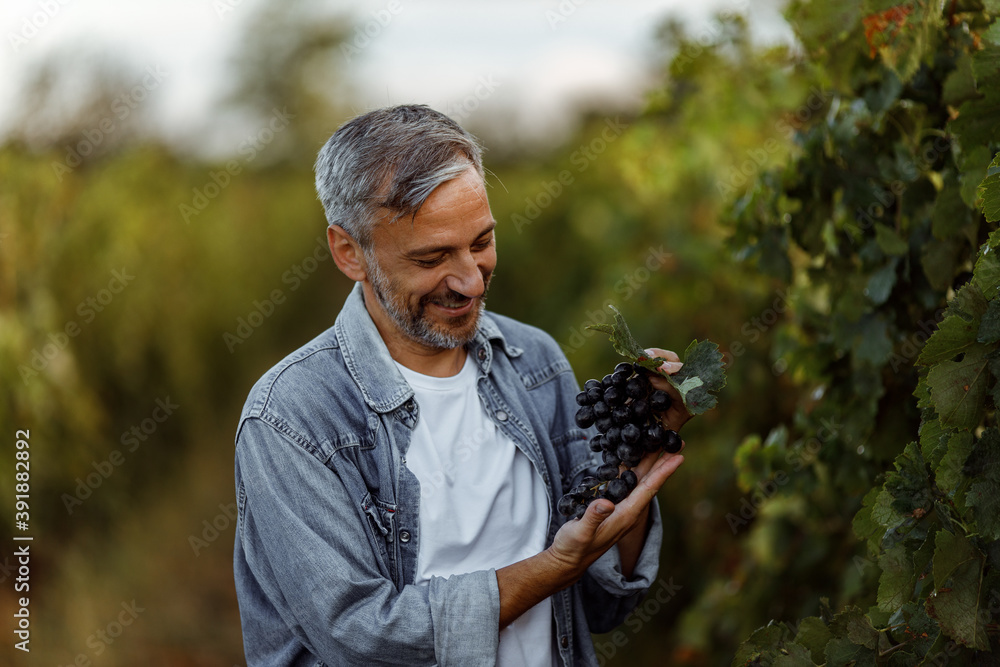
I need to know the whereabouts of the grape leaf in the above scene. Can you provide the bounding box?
[730,624,786,667]
[918,416,948,469]
[976,298,1000,343]
[916,315,979,366]
[585,305,727,415]
[773,642,818,666]
[974,244,1000,297]
[878,544,914,612]
[926,530,988,650]
[979,152,1000,223]
[793,617,833,664]
[828,605,878,649]
[935,431,973,495]
[964,428,1000,540]
[824,638,876,667]
[925,343,990,429]
[853,487,883,553]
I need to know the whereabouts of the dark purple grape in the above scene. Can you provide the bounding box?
[620,470,638,491]
[558,494,578,516]
[646,423,665,446]
[589,435,604,452]
[595,416,614,433]
[602,449,622,467]
[622,423,641,444]
[612,405,630,425]
[617,442,638,462]
[586,386,604,404]
[604,386,624,406]
[601,374,615,389]
[630,399,649,422]
[625,377,648,399]
[576,391,591,406]
[614,362,633,374]
[575,406,595,429]
[593,401,610,418]
[585,379,601,391]
[663,429,682,453]
[605,478,629,503]
[597,463,619,481]
[581,475,600,488]
[650,389,671,412]
[605,426,622,447]
[570,484,589,498]
[572,504,587,520]
[612,370,630,387]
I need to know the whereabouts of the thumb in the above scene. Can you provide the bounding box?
[582,499,614,531]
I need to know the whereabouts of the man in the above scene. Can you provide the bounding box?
[233,104,689,666]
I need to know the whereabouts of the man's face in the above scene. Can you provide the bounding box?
[363,166,497,351]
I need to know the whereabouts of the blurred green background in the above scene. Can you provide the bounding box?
[3,0,980,665]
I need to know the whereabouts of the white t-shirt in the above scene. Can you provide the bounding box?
[394,354,556,667]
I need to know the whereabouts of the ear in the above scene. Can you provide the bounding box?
[327,225,368,282]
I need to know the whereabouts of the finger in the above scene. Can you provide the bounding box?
[645,348,682,374]
[630,450,661,480]
[648,375,672,391]
[580,498,615,532]
[612,454,684,518]
[645,347,680,363]
[649,359,683,376]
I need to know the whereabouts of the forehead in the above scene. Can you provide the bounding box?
[374,168,493,249]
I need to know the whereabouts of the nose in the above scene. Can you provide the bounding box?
[445,251,487,298]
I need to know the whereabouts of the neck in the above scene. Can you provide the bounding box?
[361,284,468,377]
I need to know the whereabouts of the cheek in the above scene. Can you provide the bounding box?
[412,269,450,298]
[481,249,498,274]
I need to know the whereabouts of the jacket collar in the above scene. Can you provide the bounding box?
[334,282,517,414]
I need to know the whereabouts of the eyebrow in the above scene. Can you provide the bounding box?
[405,220,497,258]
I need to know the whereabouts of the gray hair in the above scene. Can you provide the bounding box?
[314,104,484,249]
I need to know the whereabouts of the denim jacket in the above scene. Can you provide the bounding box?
[233,283,663,666]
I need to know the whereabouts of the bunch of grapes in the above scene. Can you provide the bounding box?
[559,361,682,520]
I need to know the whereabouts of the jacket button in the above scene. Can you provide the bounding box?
[399,530,411,543]
[477,347,487,361]
[560,635,568,648]
[404,399,415,412]
[495,410,508,422]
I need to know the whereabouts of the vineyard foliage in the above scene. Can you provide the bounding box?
[725,0,1000,664]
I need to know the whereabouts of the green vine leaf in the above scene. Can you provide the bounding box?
[926,530,988,650]
[980,152,1000,223]
[585,305,727,415]
[964,428,1000,540]
[925,343,990,429]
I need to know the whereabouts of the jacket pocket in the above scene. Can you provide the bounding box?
[361,492,399,585]
[552,429,598,491]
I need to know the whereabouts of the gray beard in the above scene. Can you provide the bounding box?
[365,252,487,350]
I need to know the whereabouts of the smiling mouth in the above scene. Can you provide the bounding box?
[427,293,476,316]
[435,298,471,309]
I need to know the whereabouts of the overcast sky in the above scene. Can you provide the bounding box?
[0,0,793,157]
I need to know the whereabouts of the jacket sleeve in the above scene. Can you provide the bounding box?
[235,417,501,666]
